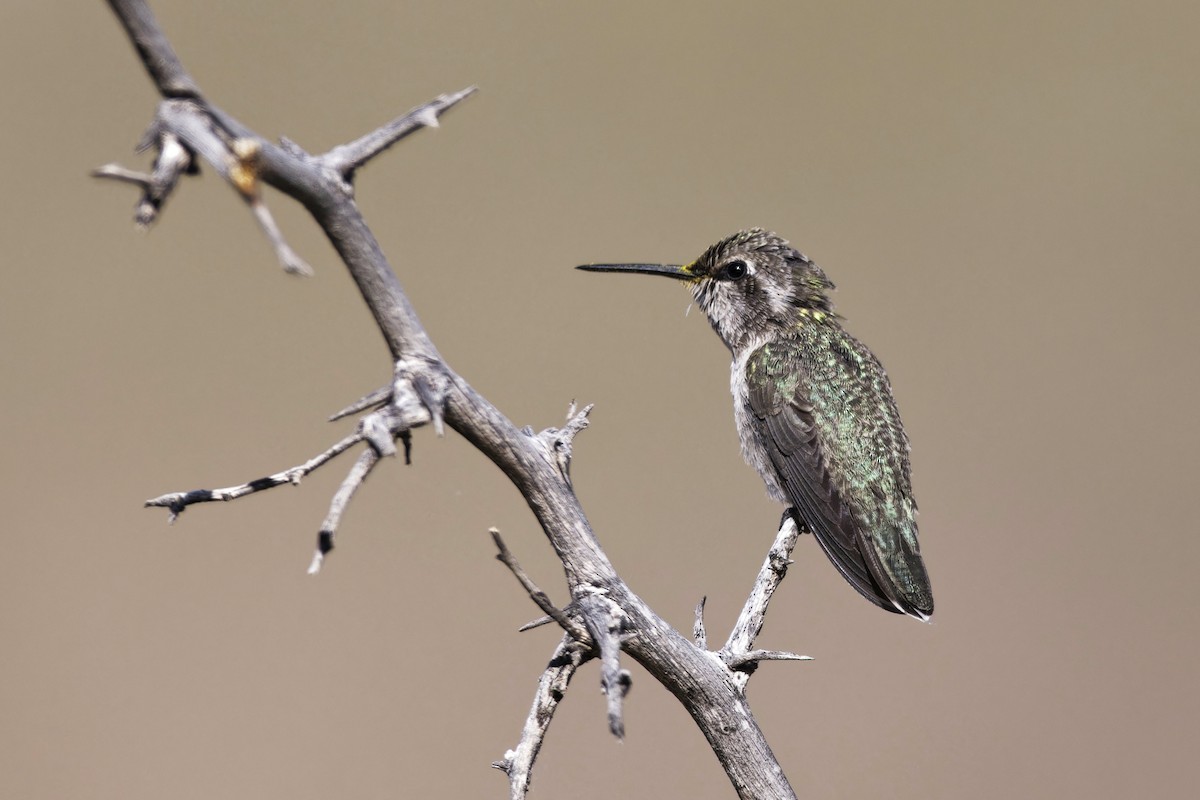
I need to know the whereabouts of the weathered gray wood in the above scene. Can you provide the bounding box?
[100,2,804,797]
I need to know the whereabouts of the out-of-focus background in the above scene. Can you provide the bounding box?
[2,2,1197,798]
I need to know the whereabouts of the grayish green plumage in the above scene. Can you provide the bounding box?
[578,228,933,620]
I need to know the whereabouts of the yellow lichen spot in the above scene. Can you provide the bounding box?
[229,138,262,198]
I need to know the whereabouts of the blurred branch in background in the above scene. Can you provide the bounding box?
[96,1,808,797]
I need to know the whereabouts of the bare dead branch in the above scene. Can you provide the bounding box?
[578,592,632,740]
[308,448,381,575]
[694,596,708,648]
[724,650,812,672]
[493,635,591,800]
[102,2,800,797]
[516,614,554,632]
[144,366,434,574]
[721,515,804,688]
[105,0,201,99]
[322,87,479,179]
[92,129,192,227]
[91,163,157,188]
[535,402,593,488]
[143,428,368,522]
[95,94,313,274]
[329,384,392,422]
[492,529,591,645]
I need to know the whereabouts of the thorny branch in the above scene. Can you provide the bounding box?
[721,516,812,687]
[492,529,591,645]
[492,634,590,798]
[98,2,809,798]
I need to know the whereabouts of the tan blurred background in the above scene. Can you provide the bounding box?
[2,1,1197,798]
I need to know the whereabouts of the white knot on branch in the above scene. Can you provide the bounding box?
[92,123,194,228]
[307,359,449,573]
[534,402,593,486]
[577,590,633,740]
[333,356,448,442]
[94,87,477,278]
[93,98,314,275]
[399,357,449,438]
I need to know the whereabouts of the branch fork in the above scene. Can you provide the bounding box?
[533,402,593,486]
[143,355,449,573]
[95,80,474,278]
[102,1,805,796]
[91,122,193,227]
[717,515,812,688]
[490,514,809,799]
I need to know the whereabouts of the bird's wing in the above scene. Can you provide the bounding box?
[746,337,933,618]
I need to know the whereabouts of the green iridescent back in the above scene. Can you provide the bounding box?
[746,319,932,617]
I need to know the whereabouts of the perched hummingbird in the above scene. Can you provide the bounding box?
[578,229,933,620]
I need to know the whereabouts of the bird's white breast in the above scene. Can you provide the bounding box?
[730,344,789,504]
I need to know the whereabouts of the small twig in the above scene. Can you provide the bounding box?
[146,370,433,568]
[694,596,708,648]
[578,592,632,740]
[516,614,553,632]
[329,383,392,422]
[92,130,193,227]
[493,635,591,799]
[724,650,812,672]
[308,447,381,574]
[143,403,421,567]
[144,428,368,522]
[721,515,805,687]
[492,529,591,645]
[725,515,802,652]
[94,97,313,275]
[92,163,156,187]
[322,86,478,179]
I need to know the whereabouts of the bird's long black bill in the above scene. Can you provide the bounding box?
[576,263,692,280]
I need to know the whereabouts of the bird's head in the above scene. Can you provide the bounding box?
[578,228,837,352]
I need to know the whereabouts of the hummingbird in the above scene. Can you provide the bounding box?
[578,228,933,620]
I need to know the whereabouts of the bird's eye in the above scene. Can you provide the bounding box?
[721,260,748,280]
